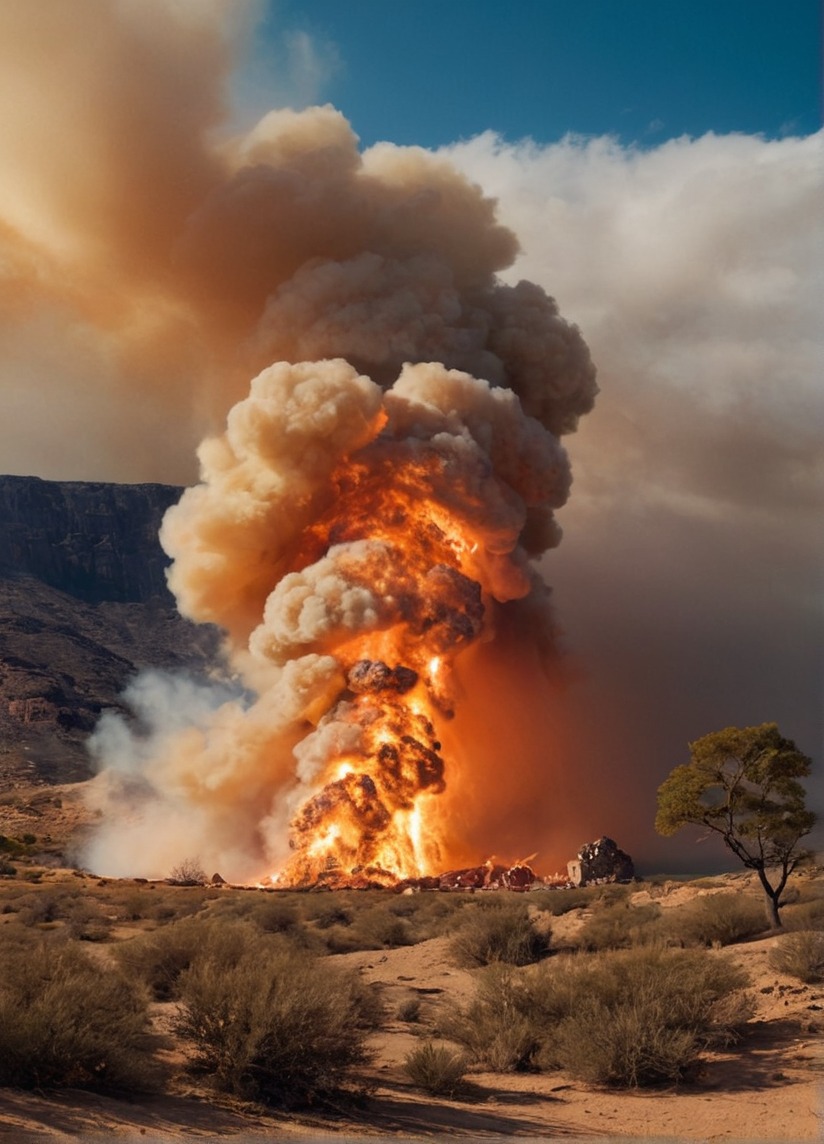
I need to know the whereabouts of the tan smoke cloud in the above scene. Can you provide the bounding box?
[25,3,597,881]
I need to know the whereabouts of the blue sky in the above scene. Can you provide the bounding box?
[257,0,822,147]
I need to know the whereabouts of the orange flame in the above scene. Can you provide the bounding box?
[276,447,485,887]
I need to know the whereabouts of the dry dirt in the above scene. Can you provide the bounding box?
[0,869,821,1144]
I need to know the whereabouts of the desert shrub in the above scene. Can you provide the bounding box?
[768,930,824,983]
[574,902,662,952]
[15,888,70,927]
[301,895,355,928]
[0,858,16,877]
[322,904,413,952]
[175,942,371,1107]
[397,996,421,1022]
[450,900,548,968]
[441,947,751,1087]
[111,887,155,922]
[114,916,259,1000]
[778,896,824,933]
[114,918,205,999]
[249,896,301,933]
[403,1041,468,1097]
[141,886,218,924]
[168,857,207,886]
[0,939,159,1092]
[11,886,113,940]
[385,892,472,942]
[65,898,113,942]
[528,888,593,916]
[663,893,766,947]
[439,963,541,1071]
[539,947,752,1086]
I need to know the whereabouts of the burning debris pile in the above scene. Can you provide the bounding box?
[85,106,597,886]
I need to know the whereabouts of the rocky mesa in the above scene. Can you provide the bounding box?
[0,475,216,788]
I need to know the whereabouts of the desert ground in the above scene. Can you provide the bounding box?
[0,784,821,1143]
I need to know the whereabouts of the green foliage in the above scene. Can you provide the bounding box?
[656,723,816,925]
[768,930,824,983]
[662,893,766,947]
[0,937,159,1092]
[175,941,371,1107]
[403,1041,468,1097]
[450,899,548,968]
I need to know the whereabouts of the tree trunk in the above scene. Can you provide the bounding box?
[761,885,782,928]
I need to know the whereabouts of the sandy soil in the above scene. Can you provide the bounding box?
[0,879,821,1143]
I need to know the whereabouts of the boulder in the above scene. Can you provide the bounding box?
[567,836,634,886]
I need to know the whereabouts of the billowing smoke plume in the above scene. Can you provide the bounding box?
[74,92,594,879]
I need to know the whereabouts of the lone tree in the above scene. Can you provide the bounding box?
[656,723,816,928]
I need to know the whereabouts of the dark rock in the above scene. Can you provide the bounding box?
[0,475,220,787]
[567,836,635,886]
[0,474,181,604]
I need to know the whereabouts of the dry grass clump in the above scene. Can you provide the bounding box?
[541,949,752,1086]
[450,898,548,968]
[438,963,543,1071]
[322,902,414,952]
[441,947,752,1087]
[403,1041,468,1096]
[663,893,766,947]
[113,916,262,1000]
[6,885,114,941]
[573,901,662,951]
[780,882,824,932]
[0,935,159,1092]
[768,930,824,983]
[175,941,373,1107]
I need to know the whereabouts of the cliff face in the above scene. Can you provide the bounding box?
[0,476,218,786]
[0,475,182,604]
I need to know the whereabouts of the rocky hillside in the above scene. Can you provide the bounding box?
[0,476,218,787]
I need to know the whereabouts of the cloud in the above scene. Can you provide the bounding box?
[442,129,824,866]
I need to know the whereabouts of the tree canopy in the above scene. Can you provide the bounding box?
[656,722,816,927]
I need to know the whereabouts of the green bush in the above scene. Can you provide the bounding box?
[768,930,824,983]
[0,938,159,1092]
[450,900,548,968]
[663,893,766,947]
[175,942,371,1107]
[403,1041,468,1097]
[574,902,662,951]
